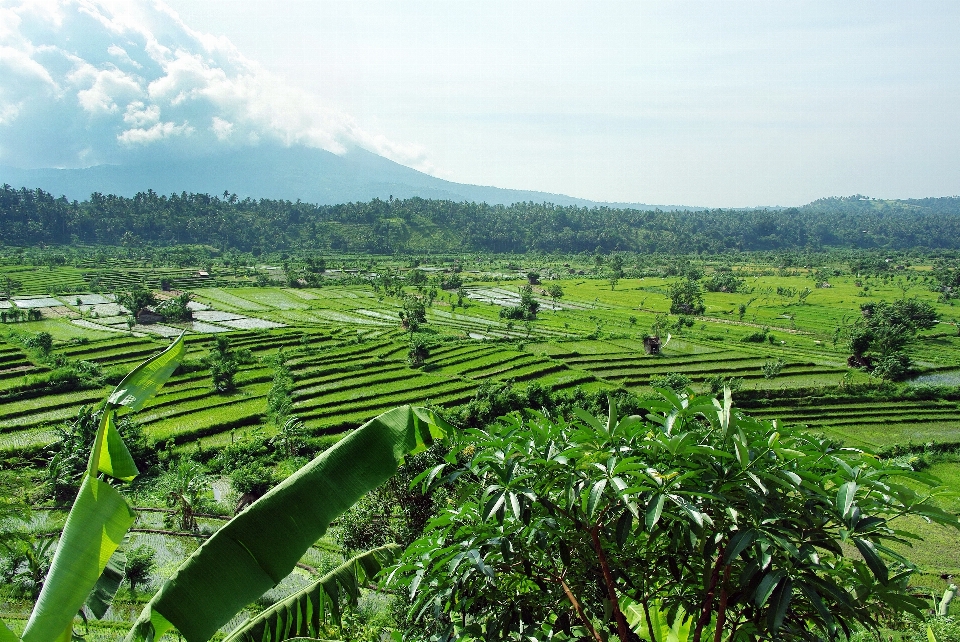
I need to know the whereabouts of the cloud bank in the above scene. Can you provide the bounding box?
[0,0,434,172]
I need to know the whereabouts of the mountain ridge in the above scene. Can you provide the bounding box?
[0,145,704,211]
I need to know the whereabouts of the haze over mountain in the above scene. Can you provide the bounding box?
[0,0,686,209]
[1,145,638,208]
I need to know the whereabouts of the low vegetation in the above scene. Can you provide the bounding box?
[2,240,960,639]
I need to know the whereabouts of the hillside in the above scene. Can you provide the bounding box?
[2,185,960,254]
[0,146,627,209]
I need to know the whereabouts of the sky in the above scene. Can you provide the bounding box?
[2,0,959,207]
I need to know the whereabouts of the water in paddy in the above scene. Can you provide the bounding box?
[908,369,960,386]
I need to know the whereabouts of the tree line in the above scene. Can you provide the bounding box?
[4,185,960,254]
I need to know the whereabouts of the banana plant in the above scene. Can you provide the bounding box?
[124,404,449,642]
[0,334,186,642]
[222,544,399,642]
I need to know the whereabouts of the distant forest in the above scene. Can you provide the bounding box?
[3,184,960,254]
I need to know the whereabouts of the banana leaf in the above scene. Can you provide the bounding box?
[222,544,399,642]
[85,549,127,619]
[18,336,185,642]
[126,405,449,642]
[0,620,19,642]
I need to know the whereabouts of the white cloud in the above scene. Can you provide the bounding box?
[107,43,140,67]
[122,99,158,125]
[210,115,232,140]
[117,119,191,144]
[0,0,437,173]
[71,63,142,113]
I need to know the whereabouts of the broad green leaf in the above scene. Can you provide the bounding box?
[754,569,784,608]
[85,548,126,619]
[0,619,19,642]
[222,545,398,642]
[645,494,665,531]
[107,334,186,411]
[733,435,749,470]
[586,479,607,519]
[836,481,857,520]
[724,530,755,564]
[767,578,793,634]
[91,408,139,481]
[22,476,135,642]
[928,625,938,642]
[853,538,889,585]
[573,407,605,434]
[126,405,446,642]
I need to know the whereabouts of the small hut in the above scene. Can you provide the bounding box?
[643,336,661,355]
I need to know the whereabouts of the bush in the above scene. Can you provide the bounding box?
[762,357,785,378]
[23,331,53,354]
[124,544,156,595]
[872,352,912,381]
[704,272,745,293]
[649,372,692,392]
[741,327,769,343]
[707,374,744,395]
[230,462,276,497]
[208,436,276,473]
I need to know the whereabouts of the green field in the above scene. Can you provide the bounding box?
[2,251,959,639]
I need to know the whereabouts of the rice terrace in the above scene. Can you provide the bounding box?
[2,212,960,639]
[4,1,960,640]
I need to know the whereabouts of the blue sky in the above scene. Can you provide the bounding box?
[2,0,959,206]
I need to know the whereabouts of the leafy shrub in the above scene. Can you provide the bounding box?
[707,374,744,395]
[762,357,785,378]
[741,327,769,343]
[388,392,960,642]
[230,462,276,497]
[649,372,692,392]
[23,331,53,354]
[208,435,275,473]
[871,352,912,381]
[704,271,745,293]
[124,544,156,595]
[154,292,193,322]
[668,278,705,315]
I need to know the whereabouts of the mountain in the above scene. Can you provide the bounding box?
[2,2,696,211]
[0,145,690,209]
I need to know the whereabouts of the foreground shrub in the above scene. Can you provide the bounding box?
[387,390,960,642]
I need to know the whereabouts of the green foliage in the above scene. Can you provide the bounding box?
[387,391,960,642]
[649,372,692,392]
[116,285,156,315]
[707,374,744,395]
[266,352,294,426]
[704,271,745,293]
[154,292,193,322]
[400,296,427,331]
[407,269,428,287]
[741,327,770,343]
[230,462,276,498]
[407,333,430,369]
[844,298,939,379]
[8,335,185,642]
[123,545,155,596]
[160,459,208,531]
[23,331,52,354]
[207,335,249,393]
[669,278,705,315]
[0,534,54,600]
[221,545,399,642]
[47,406,155,502]
[124,405,449,642]
[762,357,786,379]
[500,284,540,320]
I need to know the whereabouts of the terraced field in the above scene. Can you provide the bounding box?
[1,273,957,463]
